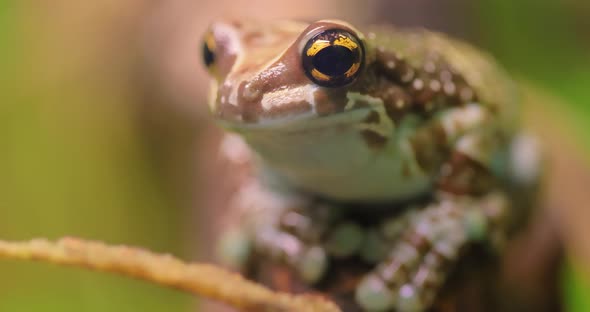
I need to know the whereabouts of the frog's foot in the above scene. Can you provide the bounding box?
[218,211,330,283]
[252,204,350,284]
[217,226,254,270]
[218,209,328,284]
[356,193,509,312]
[217,179,342,283]
[253,225,328,283]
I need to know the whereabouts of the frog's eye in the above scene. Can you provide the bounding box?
[302,29,364,88]
[202,32,216,68]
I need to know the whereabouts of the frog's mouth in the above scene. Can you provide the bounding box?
[218,106,374,135]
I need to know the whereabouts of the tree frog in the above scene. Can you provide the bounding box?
[201,19,540,312]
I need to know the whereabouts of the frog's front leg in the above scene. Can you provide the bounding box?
[356,192,509,312]
[218,179,340,284]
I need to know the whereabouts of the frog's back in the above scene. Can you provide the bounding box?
[365,25,521,134]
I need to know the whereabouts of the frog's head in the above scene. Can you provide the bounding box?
[201,20,424,201]
[203,19,371,125]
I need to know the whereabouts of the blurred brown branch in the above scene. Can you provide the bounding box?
[0,237,340,312]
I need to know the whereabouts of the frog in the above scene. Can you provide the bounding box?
[201,19,541,312]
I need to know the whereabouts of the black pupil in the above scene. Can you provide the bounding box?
[313,45,354,76]
[202,41,215,67]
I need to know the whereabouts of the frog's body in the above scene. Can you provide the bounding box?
[203,20,539,312]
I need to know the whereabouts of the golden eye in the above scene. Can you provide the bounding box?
[202,32,216,68]
[302,29,364,88]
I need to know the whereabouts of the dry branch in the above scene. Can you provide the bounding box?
[0,237,340,312]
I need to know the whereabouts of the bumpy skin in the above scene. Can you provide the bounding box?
[205,20,538,312]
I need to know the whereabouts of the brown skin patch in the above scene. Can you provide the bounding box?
[437,151,496,196]
[379,259,410,288]
[375,46,415,84]
[359,111,388,149]
[263,100,313,119]
[404,229,432,254]
[372,42,479,120]
[313,89,348,116]
[408,121,449,174]
[364,110,381,124]
[410,73,437,106]
[360,129,388,149]
[371,79,412,123]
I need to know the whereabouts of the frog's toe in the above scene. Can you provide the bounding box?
[217,228,252,269]
[296,245,328,283]
[393,251,448,312]
[396,284,425,312]
[355,274,396,312]
[254,226,330,283]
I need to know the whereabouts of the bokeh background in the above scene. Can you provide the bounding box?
[0,0,588,311]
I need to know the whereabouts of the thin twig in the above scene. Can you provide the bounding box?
[0,237,340,312]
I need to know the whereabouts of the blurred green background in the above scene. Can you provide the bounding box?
[0,0,588,311]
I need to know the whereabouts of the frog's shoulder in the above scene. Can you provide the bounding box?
[364,25,520,130]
